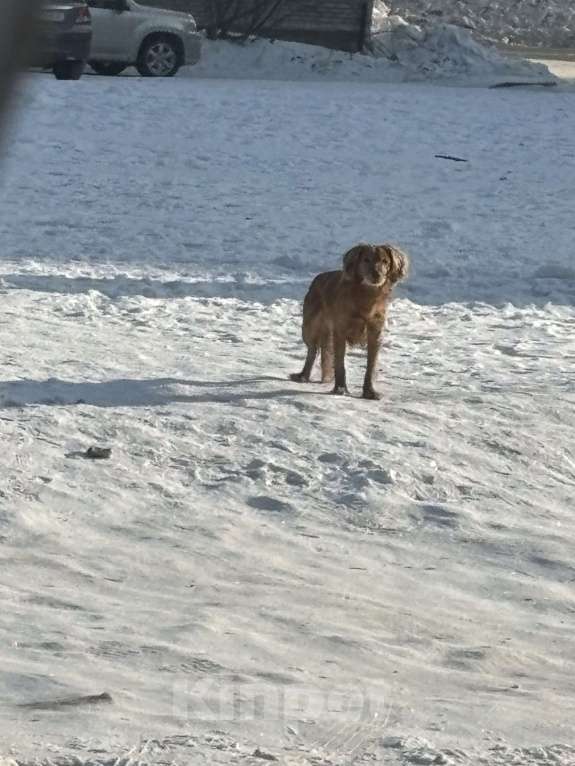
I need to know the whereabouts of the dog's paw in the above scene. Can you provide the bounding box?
[290,372,309,383]
[331,385,350,396]
[362,388,382,401]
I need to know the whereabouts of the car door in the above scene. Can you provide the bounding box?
[88,0,138,60]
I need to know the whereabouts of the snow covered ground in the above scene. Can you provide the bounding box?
[0,68,574,766]
[387,0,575,48]
[191,32,555,87]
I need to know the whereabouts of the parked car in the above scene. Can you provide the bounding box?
[37,1,92,80]
[87,0,201,77]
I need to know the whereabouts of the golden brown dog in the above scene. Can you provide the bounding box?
[290,243,409,400]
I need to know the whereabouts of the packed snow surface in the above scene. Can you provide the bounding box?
[386,0,575,48]
[0,70,574,765]
[191,30,554,86]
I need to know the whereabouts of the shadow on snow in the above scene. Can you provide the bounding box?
[0,376,319,408]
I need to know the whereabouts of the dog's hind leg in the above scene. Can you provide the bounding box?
[290,344,318,383]
[320,331,334,384]
[331,330,349,396]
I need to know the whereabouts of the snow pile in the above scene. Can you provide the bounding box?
[193,26,554,85]
[372,0,392,27]
[369,2,559,82]
[369,11,553,82]
[386,0,575,47]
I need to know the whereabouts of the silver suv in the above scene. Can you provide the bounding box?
[87,0,201,77]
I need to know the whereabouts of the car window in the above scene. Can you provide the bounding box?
[137,0,194,10]
[87,0,122,8]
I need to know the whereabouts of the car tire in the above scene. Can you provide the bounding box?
[90,61,127,76]
[53,60,85,80]
[136,35,182,77]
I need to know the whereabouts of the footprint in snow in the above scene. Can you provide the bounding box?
[445,646,488,671]
[245,459,307,488]
[247,496,295,515]
[317,452,342,465]
[417,504,460,529]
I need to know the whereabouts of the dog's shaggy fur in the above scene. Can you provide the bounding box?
[290,243,409,399]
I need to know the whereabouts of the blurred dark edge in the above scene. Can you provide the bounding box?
[0,0,42,149]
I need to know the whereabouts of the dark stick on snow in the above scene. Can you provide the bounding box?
[435,154,468,163]
[17,692,113,711]
[490,81,557,89]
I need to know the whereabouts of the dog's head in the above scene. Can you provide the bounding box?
[342,243,409,288]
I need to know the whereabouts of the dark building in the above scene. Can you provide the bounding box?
[139,0,375,52]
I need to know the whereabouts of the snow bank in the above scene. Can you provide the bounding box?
[191,27,554,86]
[369,16,555,84]
[387,0,575,48]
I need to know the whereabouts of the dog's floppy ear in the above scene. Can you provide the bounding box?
[342,244,369,281]
[380,244,409,284]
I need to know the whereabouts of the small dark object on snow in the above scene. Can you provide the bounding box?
[18,692,113,711]
[490,81,556,89]
[435,154,468,163]
[85,446,112,460]
[253,748,278,761]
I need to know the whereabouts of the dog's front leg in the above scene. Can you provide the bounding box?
[332,330,349,395]
[363,323,383,400]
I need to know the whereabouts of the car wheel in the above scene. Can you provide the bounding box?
[136,36,182,77]
[90,61,127,76]
[53,60,85,80]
